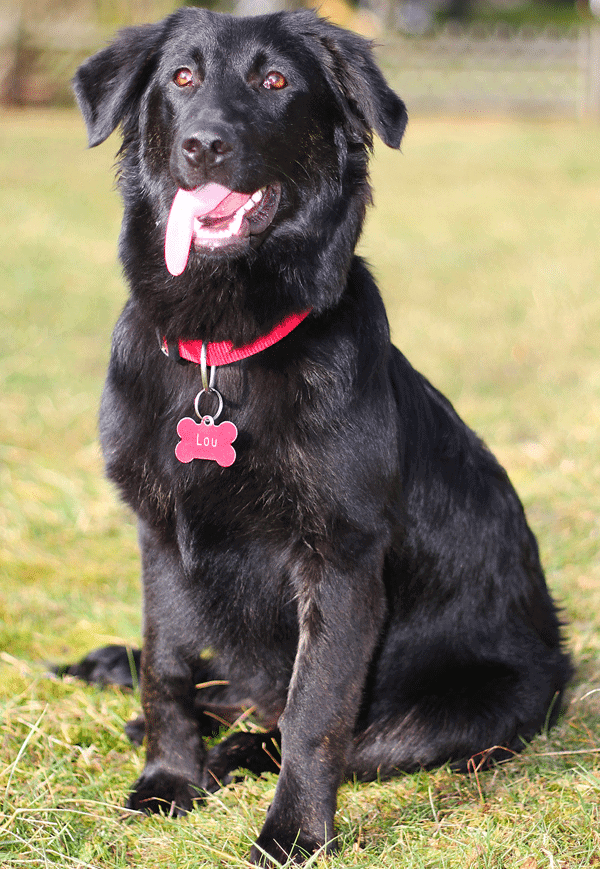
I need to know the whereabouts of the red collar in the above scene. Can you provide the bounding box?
[161,309,311,367]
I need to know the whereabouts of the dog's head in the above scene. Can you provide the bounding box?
[74,9,406,333]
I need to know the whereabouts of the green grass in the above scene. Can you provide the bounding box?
[1,110,600,867]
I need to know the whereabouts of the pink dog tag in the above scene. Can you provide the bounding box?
[175,416,237,467]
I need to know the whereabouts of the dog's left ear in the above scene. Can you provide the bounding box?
[297,13,407,148]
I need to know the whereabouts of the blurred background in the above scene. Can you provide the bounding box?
[0,0,599,116]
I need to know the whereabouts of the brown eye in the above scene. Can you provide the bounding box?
[173,68,194,88]
[262,71,287,90]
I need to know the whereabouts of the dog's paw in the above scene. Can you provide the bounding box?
[126,768,204,816]
[250,830,329,866]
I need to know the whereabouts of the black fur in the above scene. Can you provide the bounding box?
[70,8,571,865]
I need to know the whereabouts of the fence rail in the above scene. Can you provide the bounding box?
[1,12,599,117]
[376,24,600,117]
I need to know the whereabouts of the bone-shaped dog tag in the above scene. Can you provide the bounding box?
[175,416,237,467]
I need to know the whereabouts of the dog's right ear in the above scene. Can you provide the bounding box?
[73,21,166,147]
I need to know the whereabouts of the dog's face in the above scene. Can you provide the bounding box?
[164,22,331,241]
[147,14,345,261]
[73,9,407,331]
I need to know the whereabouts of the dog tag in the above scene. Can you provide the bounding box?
[175,416,237,467]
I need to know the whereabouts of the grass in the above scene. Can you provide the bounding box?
[1,109,600,867]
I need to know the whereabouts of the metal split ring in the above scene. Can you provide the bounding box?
[194,387,223,422]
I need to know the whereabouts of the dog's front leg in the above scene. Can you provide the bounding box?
[250,545,385,866]
[126,520,206,816]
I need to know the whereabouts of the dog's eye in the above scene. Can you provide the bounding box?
[173,68,194,88]
[262,71,287,90]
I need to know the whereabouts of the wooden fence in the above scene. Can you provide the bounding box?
[377,24,600,117]
[1,12,599,117]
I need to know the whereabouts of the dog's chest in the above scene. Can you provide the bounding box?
[103,331,373,542]
[172,363,342,525]
[172,473,303,663]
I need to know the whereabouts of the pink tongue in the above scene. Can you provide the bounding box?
[165,184,252,275]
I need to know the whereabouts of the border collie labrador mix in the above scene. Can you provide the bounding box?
[69,8,571,865]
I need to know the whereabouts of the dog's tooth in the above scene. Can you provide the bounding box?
[251,189,263,203]
[230,207,245,234]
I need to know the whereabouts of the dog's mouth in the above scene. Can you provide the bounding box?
[165,182,281,275]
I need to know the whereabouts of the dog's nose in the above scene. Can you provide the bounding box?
[181,134,234,169]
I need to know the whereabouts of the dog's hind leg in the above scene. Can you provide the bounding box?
[54,644,142,688]
[346,657,568,781]
[346,710,519,781]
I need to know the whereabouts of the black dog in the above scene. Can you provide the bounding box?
[70,8,571,865]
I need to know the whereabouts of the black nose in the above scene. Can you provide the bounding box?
[181,133,234,169]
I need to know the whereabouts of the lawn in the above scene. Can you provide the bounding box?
[1,110,600,868]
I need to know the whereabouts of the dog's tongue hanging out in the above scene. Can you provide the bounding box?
[164,184,257,275]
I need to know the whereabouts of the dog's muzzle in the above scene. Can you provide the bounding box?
[165,182,281,275]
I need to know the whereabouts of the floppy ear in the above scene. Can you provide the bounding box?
[295,12,407,149]
[73,21,166,147]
